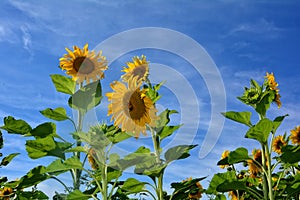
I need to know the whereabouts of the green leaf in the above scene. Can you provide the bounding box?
[1,116,32,135]
[206,171,236,194]
[121,178,146,194]
[155,109,178,129]
[64,156,83,169]
[67,190,90,200]
[17,166,50,189]
[228,147,250,164]
[281,145,300,164]
[107,167,122,182]
[40,107,69,121]
[68,81,102,113]
[45,156,83,174]
[217,180,247,192]
[26,136,71,159]
[65,146,87,153]
[0,153,20,166]
[255,91,275,117]
[158,125,182,140]
[221,111,252,127]
[50,74,76,95]
[30,122,56,138]
[119,146,151,170]
[165,144,197,163]
[16,190,49,200]
[273,114,288,133]
[245,118,273,144]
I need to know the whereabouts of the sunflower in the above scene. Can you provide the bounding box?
[228,190,238,200]
[265,72,281,108]
[290,126,300,145]
[0,187,13,200]
[248,149,266,178]
[106,76,157,138]
[220,150,230,169]
[272,135,287,154]
[59,44,108,85]
[87,148,98,170]
[183,177,203,199]
[121,55,149,82]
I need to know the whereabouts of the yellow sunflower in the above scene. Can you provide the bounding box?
[59,44,108,85]
[87,148,98,170]
[106,76,157,138]
[272,135,287,154]
[183,177,203,199]
[121,55,149,82]
[248,149,266,178]
[228,190,238,200]
[290,126,300,145]
[0,187,13,200]
[220,150,230,169]
[265,72,281,108]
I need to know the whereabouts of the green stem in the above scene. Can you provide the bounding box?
[74,110,84,190]
[265,143,274,200]
[101,163,108,200]
[50,176,71,193]
[150,127,164,200]
[261,144,269,200]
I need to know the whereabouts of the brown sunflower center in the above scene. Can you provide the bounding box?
[73,57,95,74]
[126,90,146,120]
[133,65,147,79]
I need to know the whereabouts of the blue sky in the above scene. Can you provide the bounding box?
[1,0,300,198]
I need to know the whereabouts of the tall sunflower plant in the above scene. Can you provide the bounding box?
[207,73,300,200]
[0,44,203,199]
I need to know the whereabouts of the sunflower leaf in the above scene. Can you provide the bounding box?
[0,153,20,166]
[66,190,90,200]
[68,81,102,113]
[165,144,197,163]
[1,116,32,135]
[245,118,273,144]
[40,107,69,121]
[156,109,178,129]
[157,125,182,140]
[50,74,76,95]
[221,111,252,127]
[121,178,146,194]
[30,122,56,138]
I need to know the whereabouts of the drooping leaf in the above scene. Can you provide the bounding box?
[30,122,56,138]
[118,146,151,170]
[68,81,102,113]
[165,144,197,163]
[1,116,32,135]
[121,178,146,194]
[50,74,76,95]
[245,118,273,144]
[221,111,252,127]
[67,189,90,200]
[40,107,69,121]
[0,153,20,166]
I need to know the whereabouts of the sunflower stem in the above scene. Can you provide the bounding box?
[150,127,164,200]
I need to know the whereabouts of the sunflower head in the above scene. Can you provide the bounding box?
[219,150,230,169]
[0,187,13,200]
[228,190,238,200]
[290,126,300,145]
[248,149,266,178]
[87,148,98,170]
[106,76,157,138]
[265,72,281,108]
[122,55,149,82]
[59,44,108,85]
[182,177,203,200]
[272,135,287,154]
